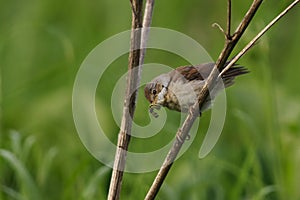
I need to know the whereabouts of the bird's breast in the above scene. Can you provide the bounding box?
[162,80,201,112]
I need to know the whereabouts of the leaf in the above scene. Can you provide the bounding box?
[82,166,110,199]
[0,149,41,200]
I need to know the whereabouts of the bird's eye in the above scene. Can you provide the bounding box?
[152,89,157,95]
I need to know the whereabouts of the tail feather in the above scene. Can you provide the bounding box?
[221,65,249,87]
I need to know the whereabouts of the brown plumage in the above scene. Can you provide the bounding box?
[144,62,248,117]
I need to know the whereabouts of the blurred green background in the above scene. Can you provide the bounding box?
[1,0,300,199]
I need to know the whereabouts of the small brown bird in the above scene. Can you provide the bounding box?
[144,62,248,117]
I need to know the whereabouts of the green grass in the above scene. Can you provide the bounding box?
[1,0,300,199]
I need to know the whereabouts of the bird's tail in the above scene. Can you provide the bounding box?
[221,64,249,87]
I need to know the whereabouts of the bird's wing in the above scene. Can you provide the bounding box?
[174,65,205,81]
[172,63,216,82]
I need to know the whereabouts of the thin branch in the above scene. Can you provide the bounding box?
[220,0,300,77]
[213,0,232,40]
[214,0,263,70]
[140,0,155,65]
[145,0,299,199]
[129,0,139,20]
[145,114,198,200]
[212,23,226,37]
[232,0,263,40]
[108,0,143,199]
[226,0,232,39]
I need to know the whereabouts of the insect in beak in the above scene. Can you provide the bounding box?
[149,104,161,118]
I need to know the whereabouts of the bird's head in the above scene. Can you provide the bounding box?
[144,82,160,104]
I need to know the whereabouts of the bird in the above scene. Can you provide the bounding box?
[144,62,248,117]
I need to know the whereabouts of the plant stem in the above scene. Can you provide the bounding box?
[107,1,143,199]
[108,0,155,199]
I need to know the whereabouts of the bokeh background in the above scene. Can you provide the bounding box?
[1,0,300,199]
